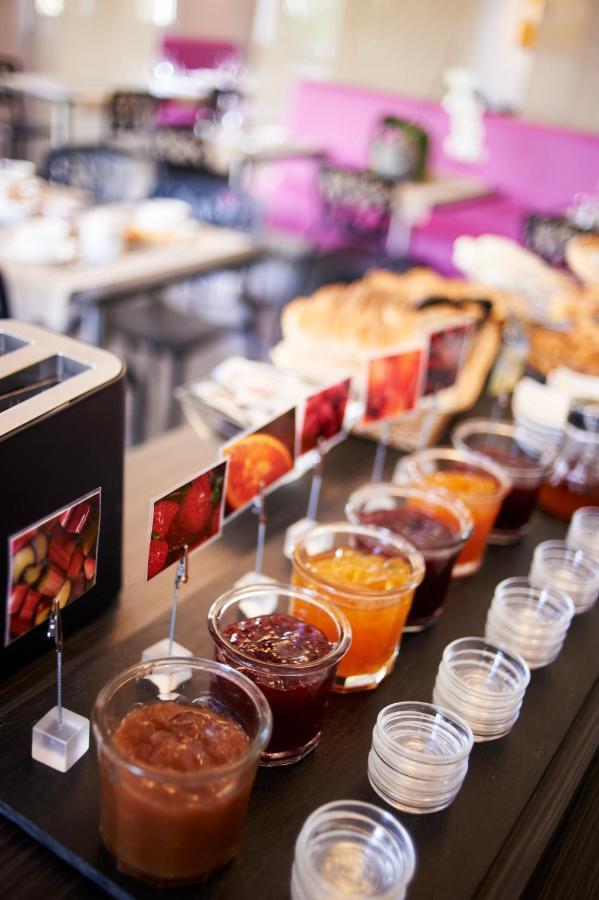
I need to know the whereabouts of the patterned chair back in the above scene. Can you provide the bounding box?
[109,91,158,134]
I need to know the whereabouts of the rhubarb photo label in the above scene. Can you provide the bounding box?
[147,460,227,580]
[5,489,101,646]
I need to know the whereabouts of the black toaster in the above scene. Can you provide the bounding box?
[0,321,125,675]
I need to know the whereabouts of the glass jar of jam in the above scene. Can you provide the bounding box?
[395,448,511,577]
[208,584,351,766]
[292,523,425,692]
[345,484,473,630]
[452,419,555,544]
[538,399,599,521]
[92,658,272,886]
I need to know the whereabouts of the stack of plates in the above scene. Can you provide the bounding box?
[512,377,567,453]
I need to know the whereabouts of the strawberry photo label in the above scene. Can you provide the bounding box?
[297,377,352,457]
[363,347,424,425]
[422,319,474,397]
[147,460,227,581]
[221,407,296,520]
[5,489,101,647]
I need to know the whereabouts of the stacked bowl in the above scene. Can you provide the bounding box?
[368,701,473,814]
[433,637,531,742]
[530,540,599,615]
[485,577,575,669]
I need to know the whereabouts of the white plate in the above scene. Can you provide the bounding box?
[2,237,78,266]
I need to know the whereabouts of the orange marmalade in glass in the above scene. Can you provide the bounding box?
[292,526,424,692]
[417,465,507,576]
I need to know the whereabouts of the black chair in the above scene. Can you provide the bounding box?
[152,162,255,230]
[0,272,10,318]
[524,213,595,268]
[42,144,157,203]
[109,296,250,435]
[0,56,49,158]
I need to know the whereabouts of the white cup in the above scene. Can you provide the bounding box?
[78,206,127,265]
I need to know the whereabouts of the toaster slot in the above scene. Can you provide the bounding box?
[0,332,30,356]
[0,355,90,413]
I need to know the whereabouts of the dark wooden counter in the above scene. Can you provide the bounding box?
[0,424,597,899]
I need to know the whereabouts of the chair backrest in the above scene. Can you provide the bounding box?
[43,145,157,203]
[109,91,158,133]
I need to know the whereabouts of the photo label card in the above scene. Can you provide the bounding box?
[423,319,474,396]
[363,347,424,424]
[298,377,351,457]
[5,489,101,646]
[147,460,227,580]
[221,407,296,519]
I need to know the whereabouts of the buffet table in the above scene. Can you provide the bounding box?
[0,419,597,899]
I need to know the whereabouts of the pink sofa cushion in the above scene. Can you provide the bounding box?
[283,81,599,212]
[161,35,240,70]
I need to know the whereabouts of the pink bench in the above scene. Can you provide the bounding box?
[257,80,599,272]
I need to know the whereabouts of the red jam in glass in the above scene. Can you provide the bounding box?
[359,507,460,626]
[466,438,543,533]
[221,614,334,760]
[99,701,253,884]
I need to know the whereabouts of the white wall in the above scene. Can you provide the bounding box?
[523,0,599,132]
[2,0,597,132]
[2,0,255,87]
[249,0,599,132]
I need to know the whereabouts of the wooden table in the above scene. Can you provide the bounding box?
[2,223,261,342]
[0,420,597,898]
[0,72,108,146]
[0,71,243,147]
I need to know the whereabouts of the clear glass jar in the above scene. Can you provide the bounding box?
[292,523,425,692]
[396,448,511,576]
[291,800,416,900]
[539,399,599,520]
[452,418,554,543]
[207,583,351,766]
[345,483,472,630]
[92,658,272,886]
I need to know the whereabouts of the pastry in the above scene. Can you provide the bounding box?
[453,234,575,321]
[565,233,599,285]
[280,267,502,357]
[526,321,599,376]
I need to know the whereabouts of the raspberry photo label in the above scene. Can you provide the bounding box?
[363,347,424,424]
[423,319,474,396]
[298,377,351,457]
[5,489,101,646]
[221,407,296,520]
[147,460,227,581]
